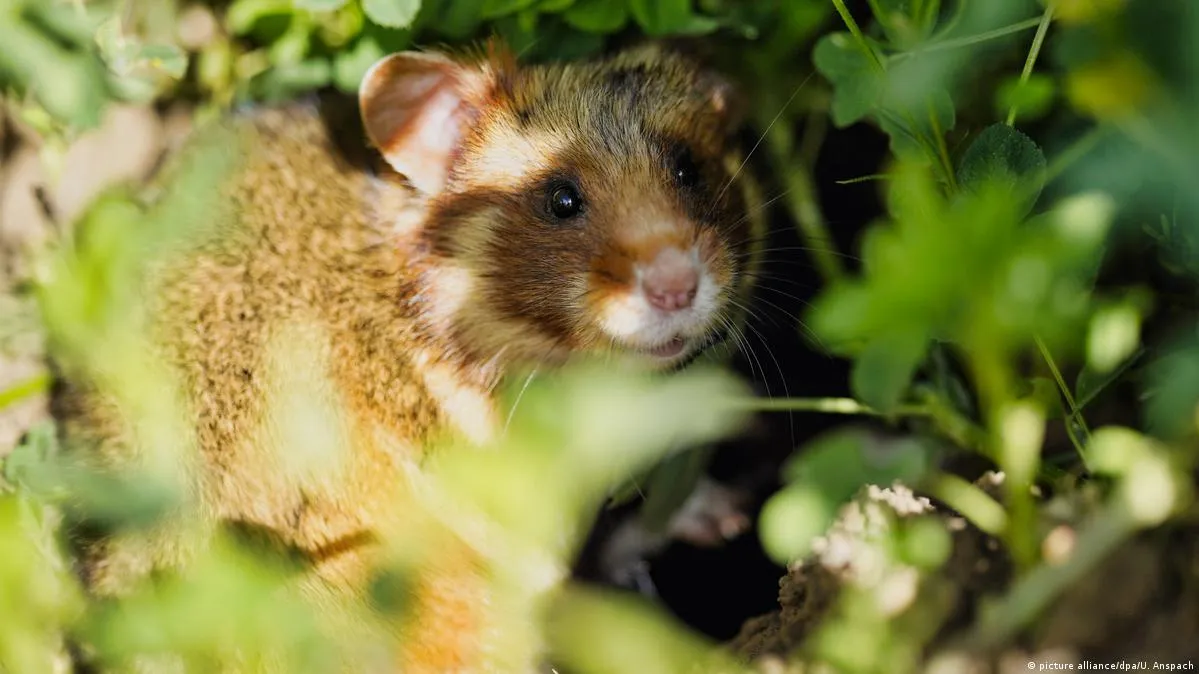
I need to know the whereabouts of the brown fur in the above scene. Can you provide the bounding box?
[54,42,766,672]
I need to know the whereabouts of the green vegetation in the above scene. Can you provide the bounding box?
[3,0,1198,671]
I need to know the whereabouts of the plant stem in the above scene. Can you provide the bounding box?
[1033,340,1078,421]
[928,99,958,192]
[917,388,989,453]
[1006,2,1056,126]
[1035,335,1093,463]
[734,396,925,416]
[968,336,1040,570]
[877,106,954,190]
[831,0,885,73]
[926,472,1008,536]
[736,392,987,454]
[890,16,1043,62]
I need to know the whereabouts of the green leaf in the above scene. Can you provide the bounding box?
[94,16,139,69]
[368,567,415,616]
[1087,302,1142,374]
[0,23,111,129]
[361,16,415,52]
[763,429,937,563]
[333,34,387,92]
[956,122,1047,207]
[898,516,952,570]
[876,87,955,161]
[106,72,161,103]
[314,2,367,46]
[553,31,606,60]
[482,0,538,18]
[812,32,882,126]
[227,0,293,35]
[785,429,936,497]
[851,329,928,413]
[267,19,313,65]
[137,44,189,79]
[2,421,59,493]
[363,0,422,28]
[252,58,332,101]
[871,0,912,18]
[928,341,975,417]
[539,0,576,11]
[421,0,487,38]
[996,73,1056,122]
[638,446,715,534]
[493,10,539,57]
[520,16,606,61]
[564,0,629,33]
[64,470,181,532]
[673,15,720,35]
[872,0,928,49]
[292,0,350,10]
[760,484,837,563]
[1027,376,1065,420]
[21,2,105,47]
[629,0,716,36]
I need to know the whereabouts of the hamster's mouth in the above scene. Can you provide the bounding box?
[645,336,688,359]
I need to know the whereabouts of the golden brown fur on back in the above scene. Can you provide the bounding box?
[57,103,496,670]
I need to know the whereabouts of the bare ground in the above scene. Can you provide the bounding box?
[730,479,1199,672]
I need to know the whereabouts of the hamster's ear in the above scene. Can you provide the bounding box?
[697,69,744,136]
[359,51,488,195]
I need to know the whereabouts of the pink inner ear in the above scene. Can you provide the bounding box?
[359,53,477,195]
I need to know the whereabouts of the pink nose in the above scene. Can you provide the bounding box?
[642,247,699,312]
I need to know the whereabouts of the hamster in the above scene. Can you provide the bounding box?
[52,40,767,672]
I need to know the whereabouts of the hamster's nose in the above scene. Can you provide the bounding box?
[642,247,699,312]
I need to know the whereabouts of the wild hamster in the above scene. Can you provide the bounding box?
[52,40,766,672]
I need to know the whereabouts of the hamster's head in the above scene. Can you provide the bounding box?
[360,42,761,371]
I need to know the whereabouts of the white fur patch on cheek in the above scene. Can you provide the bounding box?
[419,360,499,446]
[597,291,652,340]
[424,264,475,329]
[691,268,721,322]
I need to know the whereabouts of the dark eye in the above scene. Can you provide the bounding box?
[548,183,584,219]
[672,147,700,188]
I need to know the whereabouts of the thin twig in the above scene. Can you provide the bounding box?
[831,0,886,73]
[890,16,1044,63]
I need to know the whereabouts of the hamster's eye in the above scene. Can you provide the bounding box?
[549,183,584,219]
[672,147,700,188]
